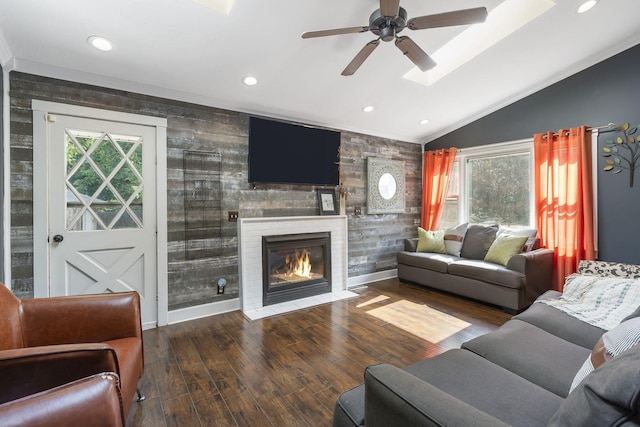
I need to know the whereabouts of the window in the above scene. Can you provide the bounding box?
[439,140,534,230]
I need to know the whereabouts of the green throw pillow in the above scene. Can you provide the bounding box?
[484,234,528,266]
[416,228,446,253]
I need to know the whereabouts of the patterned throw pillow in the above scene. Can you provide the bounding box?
[484,234,528,267]
[578,260,640,279]
[416,228,446,253]
[444,223,468,257]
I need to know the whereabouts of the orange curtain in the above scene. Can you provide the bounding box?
[534,126,595,291]
[421,148,457,231]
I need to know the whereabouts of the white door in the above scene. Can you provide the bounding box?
[46,114,157,326]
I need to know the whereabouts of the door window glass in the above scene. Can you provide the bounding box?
[65,129,144,231]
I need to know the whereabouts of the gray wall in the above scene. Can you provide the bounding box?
[8,72,421,307]
[426,43,640,265]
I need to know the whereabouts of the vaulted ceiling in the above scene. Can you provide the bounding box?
[1,0,639,143]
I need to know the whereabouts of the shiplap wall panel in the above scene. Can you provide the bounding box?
[8,72,421,309]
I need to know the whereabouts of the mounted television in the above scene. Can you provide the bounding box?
[248,116,340,186]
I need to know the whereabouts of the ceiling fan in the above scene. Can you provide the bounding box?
[301,0,488,76]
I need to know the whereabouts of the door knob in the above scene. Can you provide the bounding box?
[52,234,64,243]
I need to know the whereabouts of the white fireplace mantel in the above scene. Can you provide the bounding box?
[238,216,348,315]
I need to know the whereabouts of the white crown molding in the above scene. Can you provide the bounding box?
[0,27,13,69]
[10,58,421,144]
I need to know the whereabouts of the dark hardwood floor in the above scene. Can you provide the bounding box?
[127,279,511,426]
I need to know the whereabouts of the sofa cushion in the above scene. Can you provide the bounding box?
[514,298,605,349]
[448,259,524,289]
[484,234,528,267]
[462,319,591,397]
[444,223,468,257]
[396,251,458,274]
[459,224,498,260]
[400,349,563,427]
[548,344,640,426]
[416,228,446,253]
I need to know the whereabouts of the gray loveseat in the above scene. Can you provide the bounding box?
[397,224,554,313]
[333,260,640,427]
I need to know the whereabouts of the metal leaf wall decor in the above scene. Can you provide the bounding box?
[601,122,640,187]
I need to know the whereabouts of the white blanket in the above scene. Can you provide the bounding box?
[539,274,640,330]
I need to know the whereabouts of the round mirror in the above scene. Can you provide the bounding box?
[378,172,397,200]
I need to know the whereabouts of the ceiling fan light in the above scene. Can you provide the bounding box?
[87,36,113,51]
[242,76,258,86]
[577,0,597,13]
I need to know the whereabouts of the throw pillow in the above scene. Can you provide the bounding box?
[578,260,640,279]
[497,226,538,252]
[459,224,498,260]
[550,344,640,426]
[484,234,528,267]
[416,228,446,253]
[444,223,468,257]
[569,317,640,393]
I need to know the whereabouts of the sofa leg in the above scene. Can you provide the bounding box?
[136,388,146,402]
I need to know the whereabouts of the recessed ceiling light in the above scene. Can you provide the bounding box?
[577,0,597,13]
[87,36,113,52]
[242,76,258,86]
[419,119,430,125]
[362,106,374,113]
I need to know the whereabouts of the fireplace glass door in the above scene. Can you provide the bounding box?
[262,232,331,306]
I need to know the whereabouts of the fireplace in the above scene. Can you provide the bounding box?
[262,232,331,306]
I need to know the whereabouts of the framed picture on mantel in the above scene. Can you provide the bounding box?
[317,189,338,215]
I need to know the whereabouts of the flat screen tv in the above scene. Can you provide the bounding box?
[248,117,340,186]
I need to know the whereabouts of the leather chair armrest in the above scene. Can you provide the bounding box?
[364,363,510,427]
[20,292,142,346]
[507,248,554,304]
[0,372,125,427]
[0,344,119,404]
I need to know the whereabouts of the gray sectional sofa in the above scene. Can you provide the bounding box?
[333,261,640,426]
[397,224,554,313]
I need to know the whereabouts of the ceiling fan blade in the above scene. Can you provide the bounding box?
[395,36,436,71]
[302,26,369,39]
[407,7,488,30]
[342,39,380,76]
[380,0,400,17]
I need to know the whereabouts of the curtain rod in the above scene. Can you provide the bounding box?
[542,123,620,139]
[591,122,620,132]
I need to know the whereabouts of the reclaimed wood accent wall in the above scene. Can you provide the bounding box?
[8,72,421,309]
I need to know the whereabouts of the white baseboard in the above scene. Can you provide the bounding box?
[167,298,240,325]
[165,270,397,325]
[347,269,397,288]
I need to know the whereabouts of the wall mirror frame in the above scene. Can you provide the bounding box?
[367,157,405,214]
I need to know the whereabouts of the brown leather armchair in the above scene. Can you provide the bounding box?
[1,357,125,427]
[0,283,145,420]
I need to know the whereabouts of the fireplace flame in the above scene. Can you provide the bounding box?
[288,249,312,278]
